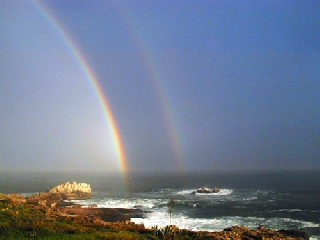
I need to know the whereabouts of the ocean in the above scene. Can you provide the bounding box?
[1,171,319,239]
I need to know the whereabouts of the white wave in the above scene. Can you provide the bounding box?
[176,189,195,195]
[131,212,320,232]
[71,198,156,210]
[310,236,320,240]
[241,196,257,201]
[176,189,232,196]
[196,189,233,196]
[271,209,303,212]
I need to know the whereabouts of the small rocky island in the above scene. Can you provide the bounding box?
[48,181,92,200]
[191,187,220,194]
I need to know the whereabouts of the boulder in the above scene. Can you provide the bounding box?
[194,187,220,194]
[48,182,91,200]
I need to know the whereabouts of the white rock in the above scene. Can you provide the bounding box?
[48,182,91,194]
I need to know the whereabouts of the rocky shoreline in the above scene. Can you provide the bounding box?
[0,182,310,239]
[56,205,145,222]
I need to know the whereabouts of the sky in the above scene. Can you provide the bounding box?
[1,0,319,173]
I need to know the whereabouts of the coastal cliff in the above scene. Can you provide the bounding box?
[0,191,309,239]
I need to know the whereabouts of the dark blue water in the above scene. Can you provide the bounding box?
[1,171,319,238]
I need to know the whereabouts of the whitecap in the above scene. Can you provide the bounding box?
[270,209,303,212]
[94,198,156,210]
[196,189,233,196]
[310,236,320,240]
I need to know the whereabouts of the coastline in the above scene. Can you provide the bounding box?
[0,193,309,239]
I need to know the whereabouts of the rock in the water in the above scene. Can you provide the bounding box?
[48,182,91,200]
[194,187,220,194]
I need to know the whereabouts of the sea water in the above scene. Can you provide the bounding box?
[1,171,319,239]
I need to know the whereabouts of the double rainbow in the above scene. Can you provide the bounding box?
[32,1,185,183]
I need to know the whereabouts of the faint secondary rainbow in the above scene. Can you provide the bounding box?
[112,2,185,172]
[31,1,129,185]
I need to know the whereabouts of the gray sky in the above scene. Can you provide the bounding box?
[1,0,319,173]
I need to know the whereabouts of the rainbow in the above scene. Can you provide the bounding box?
[112,2,185,172]
[31,1,129,185]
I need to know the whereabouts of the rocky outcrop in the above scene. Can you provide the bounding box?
[26,182,92,207]
[48,182,91,200]
[177,225,309,239]
[56,206,144,222]
[0,193,26,206]
[191,187,220,194]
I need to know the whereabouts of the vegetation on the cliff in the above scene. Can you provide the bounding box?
[0,194,148,239]
[0,193,308,239]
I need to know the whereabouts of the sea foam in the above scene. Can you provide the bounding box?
[176,189,232,196]
[131,213,320,232]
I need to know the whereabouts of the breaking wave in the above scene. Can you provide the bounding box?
[132,213,319,232]
[176,189,233,196]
